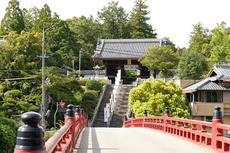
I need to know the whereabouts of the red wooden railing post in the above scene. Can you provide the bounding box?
[75,105,81,134]
[212,106,223,150]
[81,109,84,128]
[131,113,135,127]
[14,112,46,153]
[124,115,127,127]
[143,109,148,128]
[164,107,170,133]
[65,104,76,147]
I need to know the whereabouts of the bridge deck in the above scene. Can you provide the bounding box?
[73,127,217,153]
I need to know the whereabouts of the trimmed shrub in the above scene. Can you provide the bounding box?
[82,91,97,103]
[0,113,19,153]
[86,80,102,91]
[96,79,106,86]
[78,79,89,86]
[81,100,97,118]
[87,90,99,99]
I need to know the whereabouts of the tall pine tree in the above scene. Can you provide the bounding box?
[0,0,24,35]
[128,0,157,38]
[97,1,128,39]
[188,22,211,56]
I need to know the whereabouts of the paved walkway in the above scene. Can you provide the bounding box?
[73,127,218,153]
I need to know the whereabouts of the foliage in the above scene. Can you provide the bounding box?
[0,30,42,78]
[96,79,106,86]
[82,90,97,102]
[203,22,230,62]
[81,91,98,118]
[177,50,209,79]
[0,89,38,118]
[0,112,19,152]
[0,0,24,35]
[86,80,102,91]
[68,71,84,79]
[78,79,89,86]
[158,69,174,79]
[97,1,128,39]
[22,6,40,32]
[129,79,190,118]
[45,129,57,141]
[188,22,211,57]
[128,0,157,38]
[125,70,138,84]
[139,44,177,80]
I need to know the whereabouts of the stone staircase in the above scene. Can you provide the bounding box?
[109,85,135,127]
[93,84,114,127]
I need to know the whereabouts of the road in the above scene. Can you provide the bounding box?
[72,127,218,153]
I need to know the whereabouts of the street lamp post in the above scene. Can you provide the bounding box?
[79,51,82,78]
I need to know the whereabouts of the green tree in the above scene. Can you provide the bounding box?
[139,44,177,80]
[0,31,42,78]
[128,0,157,38]
[177,50,209,79]
[0,112,19,152]
[0,0,24,35]
[22,6,40,32]
[129,79,190,118]
[67,15,100,48]
[32,4,52,33]
[0,89,38,119]
[188,22,211,57]
[97,1,128,39]
[203,22,230,62]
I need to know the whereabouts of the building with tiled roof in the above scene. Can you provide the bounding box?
[183,64,230,128]
[93,38,167,83]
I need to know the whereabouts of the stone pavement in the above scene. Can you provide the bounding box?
[72,127,218,153]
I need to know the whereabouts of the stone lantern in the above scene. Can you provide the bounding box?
[94,65,101,79]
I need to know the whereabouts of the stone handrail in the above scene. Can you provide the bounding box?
[89,77,111,127]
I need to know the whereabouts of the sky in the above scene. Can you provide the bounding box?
[0,0,230,48]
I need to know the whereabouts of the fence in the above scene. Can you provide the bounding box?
[124,106,230,153]
[14,104,88,153]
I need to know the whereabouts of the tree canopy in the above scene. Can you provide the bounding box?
[129,79,190,118]
[139,44,177,80]
[177,50,209,79]
[0,0,24,35]
[128,0,157,38]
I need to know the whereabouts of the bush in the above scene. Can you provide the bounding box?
[78,79,89,86]
[82,91,97,103]
[45,130,57,141]
[80,100,97,119]
[96,79,106,86]
[0,113,19,153]
[68,70,84,79]
[86,80,102,91]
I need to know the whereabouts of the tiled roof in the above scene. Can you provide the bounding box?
[211,64,230,80]
[183,64,230,93]
[94,38,167,59]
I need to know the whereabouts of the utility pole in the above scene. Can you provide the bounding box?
[79,51,82,78]
[42,26,46,129]
[37,26,49,129]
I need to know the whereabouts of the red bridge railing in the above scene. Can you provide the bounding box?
[124,106,230,153]
[14,104,88,153]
